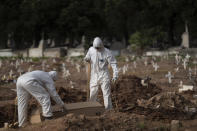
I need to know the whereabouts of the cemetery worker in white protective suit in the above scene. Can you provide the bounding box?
[16,70,66,127]
[84,37,118,109]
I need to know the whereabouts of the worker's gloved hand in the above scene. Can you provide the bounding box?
[112,77,118,83]
[84,57,90,62]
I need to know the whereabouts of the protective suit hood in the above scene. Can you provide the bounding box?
[93,37,103,49]
[48,71,58,81]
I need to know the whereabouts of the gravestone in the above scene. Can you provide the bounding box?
[181,22,189,48]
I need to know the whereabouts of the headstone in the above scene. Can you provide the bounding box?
[185,53,190,61]
[76,64,81,73]
[179,85,193,93]
[50,39,55,48]
[153,63,159,71]
[181,22,189,48]
[188,68,192,80]
[182,59,187,70]
[165,71,174,84]
[179,81,183,88]
[174,67,179,72]
[133,61,137,68]
[70,81,74,89]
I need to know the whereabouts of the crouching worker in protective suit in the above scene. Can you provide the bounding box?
[16,70,66,127]
[84,37,118,110]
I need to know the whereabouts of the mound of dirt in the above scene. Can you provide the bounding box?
[137,92,196,110]
[136,92,197,119]
[111,75,197,120]
[111,75,161,111]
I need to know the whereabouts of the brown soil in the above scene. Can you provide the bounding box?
[0,57,197,130]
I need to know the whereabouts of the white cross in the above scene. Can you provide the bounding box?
[179,81,183,88]
[153,63,159,71]
[20,59,24,64]
[122,65,128,75]
[151,60,155,67]
[28,66,32,72]
[182,59,187,70]
[165,71,174,84]
[125,57,129,62]
[17,68,23,76]
[76,64,81,73]
[175,54,180,65]
[133,61,137,68]
[185,54,190,61]
[15,60,20,68]
[9,70,13,78]
[53,58,56,63]
[70,81,74,89]
[42,61,46,70]
[174,67,179,72]
[188,68,192,80]
[144,60,148,66]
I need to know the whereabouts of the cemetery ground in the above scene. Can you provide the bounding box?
[0,55,197,130]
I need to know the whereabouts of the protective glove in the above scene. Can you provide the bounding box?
[84,57,90,62]
[112,77,118,83]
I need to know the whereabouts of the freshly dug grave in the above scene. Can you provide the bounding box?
[111,75,161,111]
[136,92,197,120]
[111,75,197,120]
[0,101,16,128]
[0,87,87,128]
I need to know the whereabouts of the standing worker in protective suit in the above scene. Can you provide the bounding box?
[16,70,66,127]
[84,37,118,109]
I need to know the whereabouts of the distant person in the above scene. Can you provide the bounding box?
[16,70,66,127]
[84,37,118,109]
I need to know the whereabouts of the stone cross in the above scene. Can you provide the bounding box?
[175,54,180,65]
[42,61,45,71]
[188,68,192,80]
[133,61,137,69]
[122,65,128,75]
[17,68,23,76]
[53,58,56,63]
[144,60,148,66]
[9,70,13,78]
[15,60,20,68]
[185,54,190,61]
[76,64,81,73]
[153,63,159,71]
[182,59,187,70]
[70,81,74,89]
[125,57,129,62]
[28,66,32,72]
[165,71,174,84]
[179,81,183,88]
[174,67,179,72]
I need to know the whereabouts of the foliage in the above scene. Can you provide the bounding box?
[129,27,167,50]
[0,0,197,49]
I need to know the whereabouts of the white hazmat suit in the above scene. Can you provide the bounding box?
[16,70,64,127]
[84,37,118,109]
